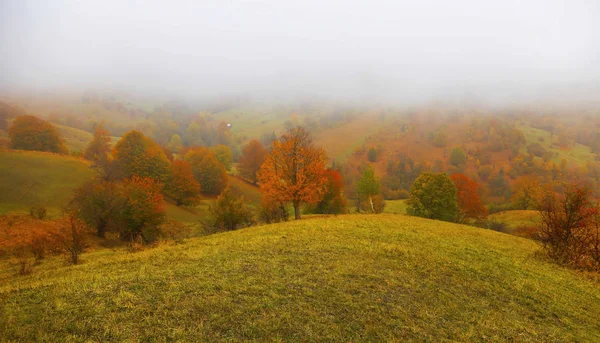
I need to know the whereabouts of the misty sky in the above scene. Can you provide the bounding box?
[1,0,599,104]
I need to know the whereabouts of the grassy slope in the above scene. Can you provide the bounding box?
[0,150,262,223]
[1,215,599,342]
[0,150,95,217]
[55,125,120,154]
[517,122,595,165]
[489,210,541,231]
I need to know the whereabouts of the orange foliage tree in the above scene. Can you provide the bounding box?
[313,168,347,214]
[257,127,328,220]
[49,213,90,265]
[112,130,171,183]
[184,147,228,195]
[119,176,166,243]
[450,173,487,222]
[238,139,268,185]
[165,160,201,206]
[511,175,545,210]
[83,123,112,162]
[9,115,68,154]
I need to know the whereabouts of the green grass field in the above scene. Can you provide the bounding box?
[1,214,599,342]
[384,199,408,214]
[489,210,541,231]
[518,123,595,165]
[0,150,95,217]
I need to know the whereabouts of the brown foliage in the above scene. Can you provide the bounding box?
[119,175,166,243]
[238,139,268,184]
[257,127,328,220]
[9,115,68,154]
[165,160,201,206]
[49,214,90,265]
[184,147,228,195]
[258,196,289,224]
[83,123,111,162]
[0,215,58,275]
[112,130,172,183]
[538,184,600,271]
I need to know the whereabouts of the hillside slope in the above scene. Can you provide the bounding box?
[0,150,95,216]
[0,150,262,221]
[1,215,598,342]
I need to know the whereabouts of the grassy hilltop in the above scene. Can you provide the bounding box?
[1,215,599,342]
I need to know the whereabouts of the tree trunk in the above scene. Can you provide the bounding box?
[97,221,106,238]
[369,195,375,213]
[294,202,301,220]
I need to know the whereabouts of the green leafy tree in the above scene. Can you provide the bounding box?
[367,147,378,162]
[112,130,172,183]
[167,134,183,153]
[357,165,381,213]
[449,147,467,167]
[407,172,458,222]
[210,144,233,171]
[9,115,68,154]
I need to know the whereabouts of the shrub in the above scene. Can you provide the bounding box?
[537,184,600,271]
[258,197,289,224]
[29,206,47,220]
[203,188,255,233]
[158,220,192,243]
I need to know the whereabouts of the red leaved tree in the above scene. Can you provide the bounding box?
[257,127,328,220]
[313,168,347,214]
[450,173,487,222]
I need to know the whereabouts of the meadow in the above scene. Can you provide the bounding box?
[1,215,599,342]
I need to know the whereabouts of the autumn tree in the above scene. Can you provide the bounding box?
[9,115,68,154]
[257,127,328,220]
[238,139,268,184]
[312,168,347,214]
[184,147,228,195]
[50,213,90,265]
[70,181,124,238]
[203,188,255,232]
[83,123,111,163]
[511,175,544,210]
[407,172,458,222]
[165,160,201,206]
[119,176,166,243]
[211,144,233,171]
[357,165,382,213]
[538,184,600,270]
[167,134,183,153]
[450,173,487,222]
[112,130,172,183]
